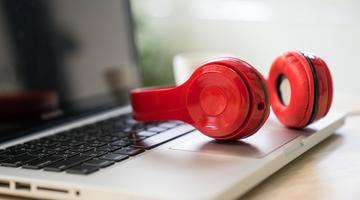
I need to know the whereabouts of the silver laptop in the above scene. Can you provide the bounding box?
[0,0,345,200]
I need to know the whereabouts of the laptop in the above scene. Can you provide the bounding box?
[0,0,345,200]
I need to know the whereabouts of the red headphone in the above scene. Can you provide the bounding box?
[131,51,333,140]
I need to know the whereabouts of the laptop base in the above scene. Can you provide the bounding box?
[0,110,345,200]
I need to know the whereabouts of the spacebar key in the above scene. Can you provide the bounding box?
[44,155,92,172]
[131,124,195,149]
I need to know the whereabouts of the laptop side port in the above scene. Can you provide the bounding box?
[37,186,68,194]
[0,180,10,188]
[15,182,31,190]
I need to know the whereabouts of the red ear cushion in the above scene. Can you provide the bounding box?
[303,52,333,123]
[268,52,315,128]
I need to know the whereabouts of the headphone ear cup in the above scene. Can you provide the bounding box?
[194,57,270,140]
[131,57,271,140]
[268,51,333,128]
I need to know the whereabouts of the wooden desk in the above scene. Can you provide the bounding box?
[1,94,359,200]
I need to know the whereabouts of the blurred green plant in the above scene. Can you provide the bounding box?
[130,0,175,87]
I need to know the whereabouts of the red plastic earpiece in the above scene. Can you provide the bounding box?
[268,51,333,128]
[131,57,270,140]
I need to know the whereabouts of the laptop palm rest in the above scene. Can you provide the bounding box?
[171,118,317,158]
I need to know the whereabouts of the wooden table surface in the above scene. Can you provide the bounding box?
[1,93,359,200]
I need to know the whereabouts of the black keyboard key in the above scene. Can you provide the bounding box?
[28,149,55,157]
[97,136,120,142]
[73,133,86,138]
[21,147,44,153]
[66,165,99,175]
[131,125,195,149]
[110,140,131,147]
[79,136,98,142]
[61,141,85,147]
[6,144,27,151]
[68,147,94,152]
[81,150,107,157]
[98,154,128,162]
[57,137,73,142]
[70,141,86,146]
[86,130,102,136]
[101,125,114,130]
[22,156,64,169]
[83,159,114,168]
[0,157,9,163]
[45,146,70,152]
[97,132,110,137]
[110,131,131,138]
[26,144,43,150]
[41,142,59,147]
[113,147,144,156]
[122,135,146,142]
[82,142,107,148]
[1,155,39,167]
[26,147,44,152]
[44,155,92,172]
[52,150,80,158]
[30,141,46,147]
[96,145,121,152]
[0,150,10,157]
[0,151,27,158]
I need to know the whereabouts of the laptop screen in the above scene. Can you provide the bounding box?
[0,0,141,143]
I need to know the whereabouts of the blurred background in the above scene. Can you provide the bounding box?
[130,0,360,102]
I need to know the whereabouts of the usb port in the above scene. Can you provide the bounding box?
[0,180,10,188]
[15,182,30,190]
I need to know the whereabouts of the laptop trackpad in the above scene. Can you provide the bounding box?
[170,119,316,158]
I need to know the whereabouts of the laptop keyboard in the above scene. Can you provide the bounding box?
[0,113,195,174]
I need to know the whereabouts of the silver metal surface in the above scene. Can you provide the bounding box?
[171,118,315,158]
